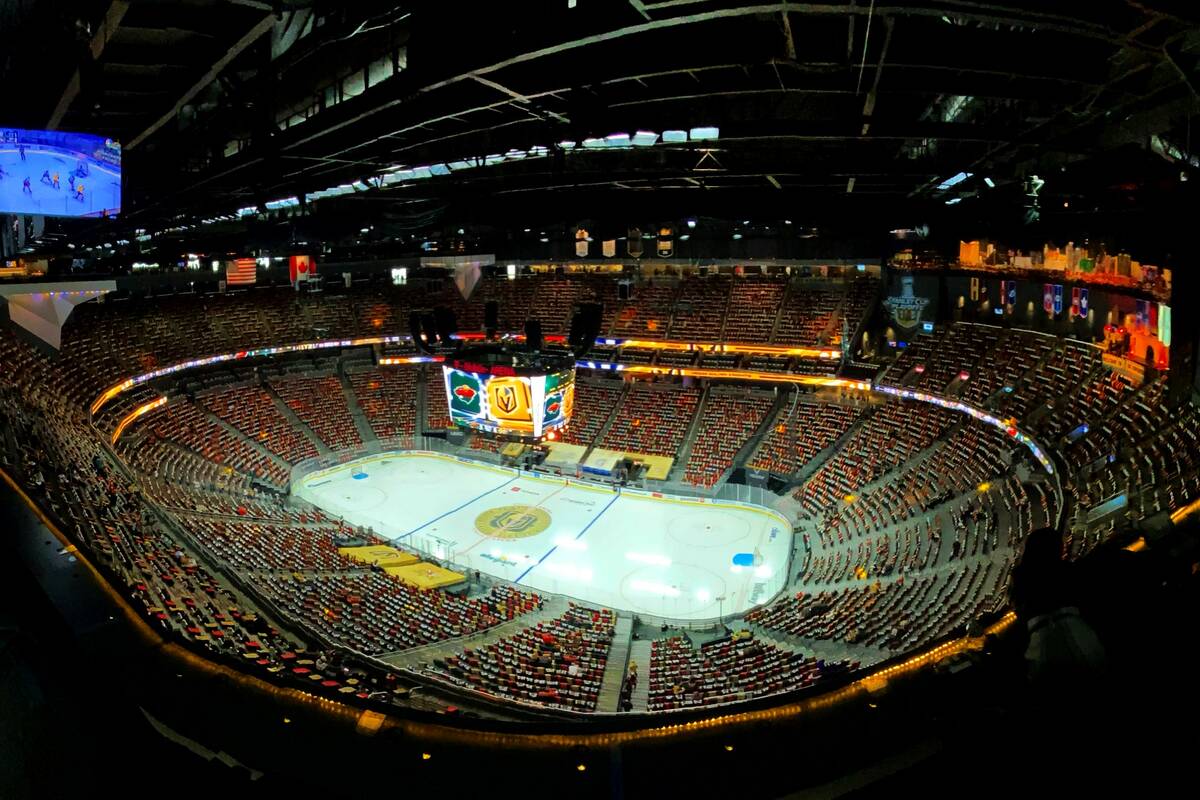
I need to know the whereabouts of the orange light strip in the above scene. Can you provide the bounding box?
[111,396,167,444]
[91,378,135,416]
[1170,495,1200,525]
[90,332,833,419]
[620,364,871,388]
[616,338,840,359]
[379,355,444,366]
[90,334,413,416]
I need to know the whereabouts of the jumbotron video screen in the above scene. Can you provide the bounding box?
[0,127,122,217]
[443,364,575,439]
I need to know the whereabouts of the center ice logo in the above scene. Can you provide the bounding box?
[475,504,552,539]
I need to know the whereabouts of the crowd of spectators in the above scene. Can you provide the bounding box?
[648,633,852,710]
[428,604,615,712]
[1,296,1195,722]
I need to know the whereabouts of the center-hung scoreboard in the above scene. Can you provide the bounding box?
[443,347,575,441]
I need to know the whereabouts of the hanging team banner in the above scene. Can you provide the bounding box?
[969,277,980,301]
[602,239,616,258]
[575,228,589,258]
[1053,284,1064,314]
[1004,280,1017,307]
[657,226,673,257]
[627,227,643,258]
[1070,287,1081,317]
[1043,283,1054,313]
[883,274,930,330]
[1079,287,1089,318]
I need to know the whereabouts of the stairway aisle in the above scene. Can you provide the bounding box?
[667,384,711,482]
[337,370,378,446]
[596,614,634,712]
[262,381,332,457]
[380,595,569,670]
[581,383,629,462]
[626,638,653,712]
[194,404,294,476]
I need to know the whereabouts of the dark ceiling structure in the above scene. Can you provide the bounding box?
[4,0,1200,261]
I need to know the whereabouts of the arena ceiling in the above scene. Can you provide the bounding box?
[5,1,1200,252]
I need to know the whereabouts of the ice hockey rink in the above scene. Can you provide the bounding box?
[294,452,793,620]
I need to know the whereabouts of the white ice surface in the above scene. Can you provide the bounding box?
[294,452,793,620]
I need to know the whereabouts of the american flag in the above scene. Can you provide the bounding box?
[226,257,257,286]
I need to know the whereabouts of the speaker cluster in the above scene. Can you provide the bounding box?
[410,299,603,358]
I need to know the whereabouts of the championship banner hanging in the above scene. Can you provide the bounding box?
[969,277,979,301]
[1070,287,1081,317]
[657,226,673,257]
[627,227,643,258]
[602,239,616,258]
[1053,284,1064,314]
[883,274,930,330]
[1004,280,1017,308]
[575,228,589,258]
[1079,287,1089,318]
[1043,283,1054,313]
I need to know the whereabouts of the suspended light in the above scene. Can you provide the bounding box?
[937,172,972,190]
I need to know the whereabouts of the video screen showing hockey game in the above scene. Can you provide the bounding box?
[444,366,575,440]
[0,127,121,217]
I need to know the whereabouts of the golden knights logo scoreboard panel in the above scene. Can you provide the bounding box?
[443,361,575,440]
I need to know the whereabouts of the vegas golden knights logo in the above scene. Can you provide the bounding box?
[486,376,533,429]
[474,505,552,539]
[495,384,518,414]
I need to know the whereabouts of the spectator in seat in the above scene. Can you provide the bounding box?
[1010,526,1106,689]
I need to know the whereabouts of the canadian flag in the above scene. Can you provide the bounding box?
[289,254,314,285]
